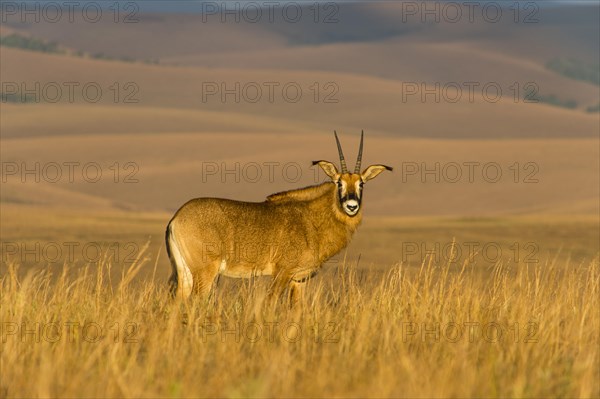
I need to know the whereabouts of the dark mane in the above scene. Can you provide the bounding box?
[266,182,333,203]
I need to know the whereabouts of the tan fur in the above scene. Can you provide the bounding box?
[266,182,333,203]
[165,134,391,302]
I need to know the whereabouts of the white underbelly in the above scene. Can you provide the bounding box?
[217,259,275,278]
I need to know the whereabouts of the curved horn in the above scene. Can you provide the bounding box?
[334,131,348,173]
[354,130,364,174]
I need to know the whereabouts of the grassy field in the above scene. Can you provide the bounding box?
[1,242,598,398]
[1,3,598,397]
[1,209,598,397]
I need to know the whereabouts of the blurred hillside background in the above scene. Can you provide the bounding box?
[1,0,598,273]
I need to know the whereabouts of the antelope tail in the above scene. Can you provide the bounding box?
[165,221,194,299]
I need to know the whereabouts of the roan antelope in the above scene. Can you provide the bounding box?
[166,131,392,302]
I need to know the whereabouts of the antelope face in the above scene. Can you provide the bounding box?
[336,174,364,217]
[313,131,393,218]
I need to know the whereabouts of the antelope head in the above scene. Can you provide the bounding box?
[313,131,393,217]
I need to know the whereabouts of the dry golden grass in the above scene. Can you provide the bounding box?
[2,246,598,398]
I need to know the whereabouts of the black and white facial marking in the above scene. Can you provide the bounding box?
[336,174,364,217]
[313,131,393,218]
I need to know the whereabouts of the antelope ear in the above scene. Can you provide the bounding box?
[312,160,339,179]
[361,164,393,181]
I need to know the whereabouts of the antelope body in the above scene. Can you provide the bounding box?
[166,132,392,301]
